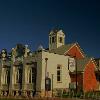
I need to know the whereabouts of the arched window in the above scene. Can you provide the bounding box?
[3,70,8,84]
[5,71,7,84]
[19,68,22,83]
[3,71,6,84]
[50,37,51,44]
[58,37,63,43]
[16,69,19,83]
[29,68,32,83]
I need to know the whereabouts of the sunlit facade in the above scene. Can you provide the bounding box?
[0,28,98,97]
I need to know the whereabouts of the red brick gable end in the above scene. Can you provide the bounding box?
[83,59,98,92]
[64,43,85,59]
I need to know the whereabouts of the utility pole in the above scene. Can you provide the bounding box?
[73,53,77,96]
[45,58,48,97]
[51,74,54,97]
[75,58,77,95]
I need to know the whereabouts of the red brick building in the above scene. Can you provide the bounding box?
[51,42,98,92]
[66,43,98,92]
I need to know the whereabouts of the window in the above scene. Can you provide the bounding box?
[29,68,32,83]
[16,70,19,83]
[59,37,63,43]
[52,36,55,43]
[13,67,22,84]
[50,37,51,44]
[3,70,9,84]
[4,71,7,84]
[7,70,10,84]
[57,65,62,82]
[19,68,22,83]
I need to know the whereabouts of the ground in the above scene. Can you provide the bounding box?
[0,97,93,100]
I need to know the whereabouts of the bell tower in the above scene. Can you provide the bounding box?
[49,28,65,50]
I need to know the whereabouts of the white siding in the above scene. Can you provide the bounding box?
[40,51,71,91]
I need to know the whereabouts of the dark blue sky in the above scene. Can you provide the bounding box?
[0,0,99,58]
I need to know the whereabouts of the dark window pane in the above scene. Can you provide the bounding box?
[57,70,60,75]
[60,37,62,43]
[16,70,19,83]
[7,70,10,84]
[57,76,60,81]
[19,69,22,83]
[29,70,31,83]
[57,66,60,69]
[50,37,51,44]
[32,68,36,82]
[52,37,55,43]
[59,37,63,43]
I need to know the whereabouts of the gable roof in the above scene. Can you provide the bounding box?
[49,43,75,55]
[49,42,85,57]
[74,57,97,72]
[76,57,91,72]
